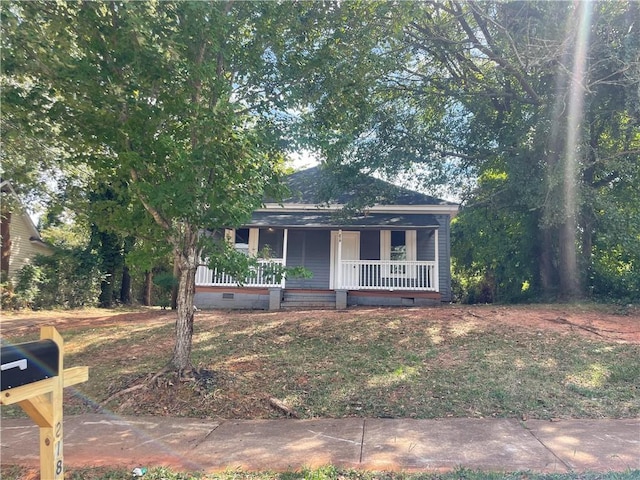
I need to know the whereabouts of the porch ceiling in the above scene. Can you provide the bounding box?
[246,212,440,229]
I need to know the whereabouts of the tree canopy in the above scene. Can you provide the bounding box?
[2,1,638,376]
[296,0,640,302]
[2,1,324,370]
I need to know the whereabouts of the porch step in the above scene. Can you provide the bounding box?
[281,292,336,309]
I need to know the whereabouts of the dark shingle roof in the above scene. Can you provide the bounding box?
[281,166,453,206]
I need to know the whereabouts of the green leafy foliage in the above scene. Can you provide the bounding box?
[152,271,178,309]
[13,250,101,309]
[1,0,369,368]
[2,1,637,313]
[294,1,639,303]
[11,263,43,309]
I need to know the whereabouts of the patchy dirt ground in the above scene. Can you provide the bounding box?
[2,304,639,479]
[2,303,639,343]
[1,303,639,423]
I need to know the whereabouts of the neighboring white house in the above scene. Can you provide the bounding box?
[1,180,52,283]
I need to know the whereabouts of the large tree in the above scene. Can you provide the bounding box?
[428,1,639,300]
[2,1,335,371]
[299,1,639,301]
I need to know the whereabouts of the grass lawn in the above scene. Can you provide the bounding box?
[1,304,638,420]
[1,306,638,479]
[2,465,640,480]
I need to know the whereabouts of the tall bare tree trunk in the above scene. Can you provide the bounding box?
[120,236,134,304]
[171,257,179,310]
[120,264,131,304]
[558,218,580,299]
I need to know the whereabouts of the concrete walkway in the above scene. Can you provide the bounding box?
[1,414,638,474]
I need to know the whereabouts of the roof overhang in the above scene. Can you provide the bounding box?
[30,236,51,248]
[246,211,441,229]
[260,203,459,217]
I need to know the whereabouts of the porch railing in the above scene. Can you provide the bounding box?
[195,259,285,288]
[338,260,438,291]
[195,259,439,292]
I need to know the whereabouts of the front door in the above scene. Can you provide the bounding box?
[330,231,360,289]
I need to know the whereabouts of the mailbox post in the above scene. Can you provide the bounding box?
[1,326,89,479]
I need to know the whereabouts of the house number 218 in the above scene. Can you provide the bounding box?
[54,421,63,477]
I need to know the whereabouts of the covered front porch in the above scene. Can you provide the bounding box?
[194,221,446,310]
[195,257,439,292]
[195,225,440,291]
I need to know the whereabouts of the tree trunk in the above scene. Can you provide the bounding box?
[1,210,11,279]
[99,271,115,308]
[558,217,580,299]
[143,270,153,306]
[171,257,179,310]
[538,225,556,297]
[119,236,134,304]
[120,264,131,304]
[171,241,198,372]
[97,230,121,308]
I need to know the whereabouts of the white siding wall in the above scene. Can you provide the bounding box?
[7,214,52,281]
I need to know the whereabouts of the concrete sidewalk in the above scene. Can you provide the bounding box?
[1,414,638,474]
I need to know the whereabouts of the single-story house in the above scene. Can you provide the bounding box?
[194,166,458,310]
[1,180,52,283]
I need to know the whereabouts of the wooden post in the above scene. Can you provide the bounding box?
[1,327,88,479]
[40,326,64,479]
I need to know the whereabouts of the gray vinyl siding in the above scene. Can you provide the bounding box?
[437,215,452,302]
[417,230,436,262]
[285,230,331,289]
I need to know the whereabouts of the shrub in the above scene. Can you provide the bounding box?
[14,263,45,308]
[152,271,177,308]
[590,252,640,304]
[13,249,102,309]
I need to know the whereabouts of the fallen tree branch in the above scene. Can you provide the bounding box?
[547,317,605,338]
[103,382,147,405]
[268,397,299,418]
[103,366,171,405]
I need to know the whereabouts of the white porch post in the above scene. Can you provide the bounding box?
[337,229,343,289]
[434,228,440,292]
[248,228,259,256]
[281,228,288,288]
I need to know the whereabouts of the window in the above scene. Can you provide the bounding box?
[381,230,416,277]
[234,228,250,255]
[258,228,284,258]
[381,230,416,261]
[390,231,407,260]
[225,228,259,256]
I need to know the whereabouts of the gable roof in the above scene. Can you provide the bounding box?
[248,166,458,229]
[280,166,456,207]
[0,179,48,246]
